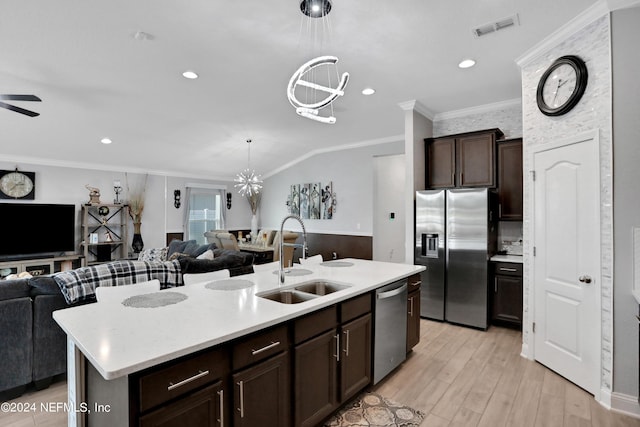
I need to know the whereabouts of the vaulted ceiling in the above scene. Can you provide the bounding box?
[0,0,597,179]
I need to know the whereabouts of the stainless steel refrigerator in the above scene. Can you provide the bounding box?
[415,188,497,329]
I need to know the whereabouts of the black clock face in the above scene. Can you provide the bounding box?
[536,55,588,116]
[0,170,35,199]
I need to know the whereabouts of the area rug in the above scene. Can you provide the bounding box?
[324,392,425,427]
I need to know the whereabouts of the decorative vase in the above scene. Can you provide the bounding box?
[250,214,258,242]
[132,222,144,253]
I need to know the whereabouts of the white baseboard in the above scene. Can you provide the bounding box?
[520,342,533,360]
[610,392,640,419]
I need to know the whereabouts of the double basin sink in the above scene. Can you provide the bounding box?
[256,280,350,304]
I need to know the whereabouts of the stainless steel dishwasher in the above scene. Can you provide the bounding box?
[373,278,408,384]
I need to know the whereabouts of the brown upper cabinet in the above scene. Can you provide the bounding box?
[496,138,523,220]
[425,128,504,189]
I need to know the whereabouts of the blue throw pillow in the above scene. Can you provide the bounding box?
[167,239,197,257]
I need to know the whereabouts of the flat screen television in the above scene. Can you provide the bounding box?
[0,202,76,259]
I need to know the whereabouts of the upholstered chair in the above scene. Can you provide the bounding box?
[271,231,299,267]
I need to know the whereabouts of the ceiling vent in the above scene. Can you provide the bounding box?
[472,14,519,38]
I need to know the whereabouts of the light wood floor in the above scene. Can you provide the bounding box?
[2,320,639,426]
[372,319,640,427]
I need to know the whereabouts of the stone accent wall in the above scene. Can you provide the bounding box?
[520,15,613,391]
[433,102,522,139]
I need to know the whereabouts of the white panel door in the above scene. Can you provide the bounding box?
[533,134,600,395]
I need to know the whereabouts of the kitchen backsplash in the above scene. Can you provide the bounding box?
[498,221,523,255]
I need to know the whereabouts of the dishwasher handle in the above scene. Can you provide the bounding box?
[377,283,407,300]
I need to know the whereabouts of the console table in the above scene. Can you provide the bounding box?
[0,254,83,279]
[238,242,274,264]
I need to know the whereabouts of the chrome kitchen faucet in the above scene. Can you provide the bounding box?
[279,214,307,284]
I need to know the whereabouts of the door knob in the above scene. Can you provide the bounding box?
[578,275,592,284]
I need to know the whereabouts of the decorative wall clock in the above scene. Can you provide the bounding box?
[536,55,588,116]
[0,169,35,199]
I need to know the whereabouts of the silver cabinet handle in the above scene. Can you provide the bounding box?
[167,370,209,391]
[408,296,414,317]
[377,283,407,299]
[343,330,350,357]
[499,267,517,272]
[334,334,340,362]
[237,381,244,418]
[217,389,224,427]
[494,278,498,293]
[251,341,280,355]
[578,275,592,284]
[410,280,422,288]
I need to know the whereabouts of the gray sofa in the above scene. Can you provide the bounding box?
[0,276,77,400]
[0,248,254,400]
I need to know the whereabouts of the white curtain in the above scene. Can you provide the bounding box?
[183,186,227,243]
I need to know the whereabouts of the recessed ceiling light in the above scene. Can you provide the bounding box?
[362,88,376,96]
[458,59,476,69]
[100,138,112,145]
[182,71,198,79]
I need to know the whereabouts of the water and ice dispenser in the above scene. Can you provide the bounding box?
[421,233,439,258]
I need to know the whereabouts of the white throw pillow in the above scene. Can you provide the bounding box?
[197,249,214,260]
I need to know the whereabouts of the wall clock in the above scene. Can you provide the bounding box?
[0,169,35,199]
[536,55,588,116]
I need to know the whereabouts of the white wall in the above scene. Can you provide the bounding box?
[259,141,403,234]
[0,160,247,253]
[611,6,640,399]
[519,13,614,397]
[373,154,406,262]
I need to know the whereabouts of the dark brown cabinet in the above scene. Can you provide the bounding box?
[139,382,224,427]
[340,313,372,401]
[497,138,523,220]
[425,128,503,189]
[232,325,290,427]
[491,262,523,328]
[406,274,421,353]
[135,347,229,427]
[233,351,290,427]
[293,294,372,427]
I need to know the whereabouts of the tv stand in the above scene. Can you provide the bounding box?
[0,255,83,280]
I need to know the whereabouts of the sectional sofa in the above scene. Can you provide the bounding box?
[0,246,253,400]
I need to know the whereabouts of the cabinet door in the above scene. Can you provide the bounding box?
[497,139,523,220]
[233,352,290,427]
[407,290,420,353]
[492,275,523,327]
[427,138,456,188]
[340,313,372,402]
[457,133,495,187]
[294,330,338,427]
[140,381,225,427]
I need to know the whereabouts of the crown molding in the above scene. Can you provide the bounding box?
[0,154,233,181]
[434,98,522,121]
[397,100,436,120]
[515,0,639,68]
[262,134,404,179]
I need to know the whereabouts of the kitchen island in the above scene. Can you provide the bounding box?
[53,258,424,427]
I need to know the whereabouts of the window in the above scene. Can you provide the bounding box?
[185,187,226,244]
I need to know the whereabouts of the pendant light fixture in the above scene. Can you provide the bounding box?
[234,139,263,196]
[287,0,349,124]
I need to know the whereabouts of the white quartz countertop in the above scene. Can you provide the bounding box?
[53,259,424,380]
[490,254,524,264]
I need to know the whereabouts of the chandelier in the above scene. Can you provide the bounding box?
[234,139,263,196]
[287,0,349,124]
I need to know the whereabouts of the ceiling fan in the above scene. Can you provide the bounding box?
[0,94,41,117]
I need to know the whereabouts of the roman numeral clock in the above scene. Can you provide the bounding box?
[0,169,36,199]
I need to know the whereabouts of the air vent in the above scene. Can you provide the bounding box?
[472,14,519,38]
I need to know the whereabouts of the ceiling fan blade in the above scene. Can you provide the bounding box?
[0,94,41,102]
[0,101,40,117]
